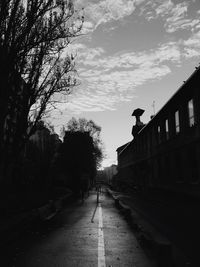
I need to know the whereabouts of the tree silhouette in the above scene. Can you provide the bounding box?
[55,118,104,193]
[18,120,61,207]
[0,0,84,180]
[65,117,104,169]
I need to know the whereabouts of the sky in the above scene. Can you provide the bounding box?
[49,0,200,168]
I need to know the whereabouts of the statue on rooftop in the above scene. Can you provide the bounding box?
[131,108,145,138]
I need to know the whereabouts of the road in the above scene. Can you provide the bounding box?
[2,190,155,267]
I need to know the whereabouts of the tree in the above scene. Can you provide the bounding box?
[0,0,84,181]
[55,118,104,193]
[65,117,104,169]
[10,120,62,209]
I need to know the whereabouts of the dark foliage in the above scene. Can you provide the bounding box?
[0,0,83,182]
[54,118,104,194]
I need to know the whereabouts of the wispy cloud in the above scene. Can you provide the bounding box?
[155,0,174,16]
[184,47,200,58]
[78,47,105,61]
[88,0,135,25]
[51,1,200,118]
[182,30,200,57]
[76,0,200,35]
[141,0,200,33]
[61,31,200,114]
[77,0,137,32]
[81,21,94,34]
[54,45,179,115]
[164,2,188,23]
[78,42,181,69]
[183,30,200,48]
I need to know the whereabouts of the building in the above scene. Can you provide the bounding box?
[103,164,118,184]
[117,66,200,194]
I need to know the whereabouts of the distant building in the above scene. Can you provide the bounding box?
[96,170,107,184]
[103,164,118,184]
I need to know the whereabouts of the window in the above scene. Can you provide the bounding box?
[175,110,180,134]
[165,119,169,140]
[157,125,161,143]
[188,99,195,127]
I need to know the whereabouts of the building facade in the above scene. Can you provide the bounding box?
[117,67,200,193]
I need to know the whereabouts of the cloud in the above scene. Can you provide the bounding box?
[139,0,200,33]
[84,66,171,86]
[166,18,200,33]
[66,43,105,63]
[81,69,104,77]
[182,30,200,57]
[73,32,200,111]
[75,0,200,36]
[79,47,105,61]
[65,43,87,55]
[183,30,200,48]
[184,48,200,58]
[54,39,195,116]
[53,29,200,117]
[80,0,136,31]
[76,0,200,36]
[54,49,174,115]
[165,2,188,23]
[155,0,174,16]
[78,42,181,69]
[81,21,94,34]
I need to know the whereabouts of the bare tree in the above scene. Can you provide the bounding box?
[0,0,84,179]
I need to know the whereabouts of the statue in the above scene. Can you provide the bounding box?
[131,108,145,138]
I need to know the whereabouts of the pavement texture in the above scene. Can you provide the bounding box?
[1,191,155,267]
[107,188,200,267]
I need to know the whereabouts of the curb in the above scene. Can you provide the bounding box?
[107,188,172,267]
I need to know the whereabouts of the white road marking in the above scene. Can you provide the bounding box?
[98,203,106,267]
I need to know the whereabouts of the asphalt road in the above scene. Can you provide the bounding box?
[2,191,155,267]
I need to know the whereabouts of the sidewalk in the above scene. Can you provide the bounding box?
[107,188,193,267]
[107,188,170,240]
[0,192,72,247]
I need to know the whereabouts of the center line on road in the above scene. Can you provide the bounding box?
[98,203,106,267]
